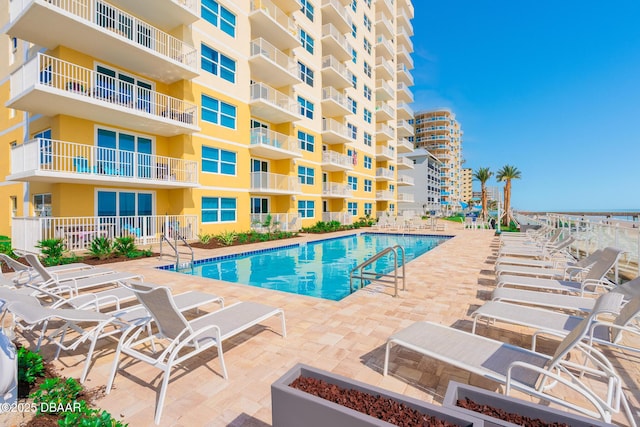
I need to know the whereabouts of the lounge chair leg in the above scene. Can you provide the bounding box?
[217,344,228,380]
[155,367,172,425]
[80,334,99,384]
[106,342,124,394]
[280,311,287,338]
[383,341,392,376]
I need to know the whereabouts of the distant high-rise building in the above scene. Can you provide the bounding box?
[413,109,463,211]
[461,168,473,204]
[398,149,441,215]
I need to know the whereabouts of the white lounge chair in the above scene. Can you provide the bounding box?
[383,292,636,426]
[471,295,640,357]
[495,249,603,279]
[24,254,113,285]
[498,236,575,258]
[106,283,286,424]
[0,253,96,284]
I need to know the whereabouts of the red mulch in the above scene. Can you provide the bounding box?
[457,397,571,427]
[1,254,160,273]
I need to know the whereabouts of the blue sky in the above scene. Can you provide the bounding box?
[411,1,640,211]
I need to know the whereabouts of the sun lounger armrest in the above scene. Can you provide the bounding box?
[581,279,616,295]
[563,265,588,280]
[531,328,574,351]
[174,324,221,353]
[590,322,640,346]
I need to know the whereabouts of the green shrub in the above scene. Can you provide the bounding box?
[236,232,249,244]
[216,230,237,246]
[0,237,15,258]
[36,238,67,266]
[31,377,83,415]
[87,237,113,260]
[17,347,44,385]
[58,401,128,427]
[113,236,136,256]
[198,232,213,244]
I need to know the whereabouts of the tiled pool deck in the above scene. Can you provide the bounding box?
[8,223,640,426]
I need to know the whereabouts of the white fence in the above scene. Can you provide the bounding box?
[12,215,198,253]
[250,213,300,232]
[322,212,352,225]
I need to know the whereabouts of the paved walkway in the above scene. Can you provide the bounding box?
[7,223,640,426]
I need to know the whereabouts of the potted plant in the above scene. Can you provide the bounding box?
[272,364,483,427]
[443,381,613,427]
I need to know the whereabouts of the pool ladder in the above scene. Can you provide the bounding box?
[160,232,194,271]
[350,245,405,297]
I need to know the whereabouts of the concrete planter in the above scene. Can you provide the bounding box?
[271,364,483,427]
[443,381,614,427]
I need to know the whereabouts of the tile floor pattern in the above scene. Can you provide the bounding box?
[5,223,640,426]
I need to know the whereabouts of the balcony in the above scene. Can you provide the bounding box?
[321,23,352,62]
[397,193,415,203]
[250,171,301,195]
[397,83,414,103]
[397,175,414,186]
[322,182,353,198]
[397,46,414,69]
[8,138,198,188]
[396,120,414,137]
[377,0,394,16]
[250,38,301,87]
[396,102,413,120]
[321,0,352,33]
[321,87,351,117]
[396,138,414,153]
[397,63,414,86]
[375,79,394,101]
[7,54,198,136]
[7,0,198,84]
[397,27,413,51]
[321,56,353,89]
[249,128,302,160]
[322,212,352,225]
[397,7,412,32]
[105,0,200,30]
[376,145,394,161]
[375,57,394,80]
[401,0,415,19]
[322,118,351,144]
[396,156,414,170]
[321,150,354,171]
[376,190,394,201]
[375,35,394,60]
[375,13,393,39]
[250,0,300,50]
[375,102,394,121]
[376,167,394,181]
[376,123,395,141]
[272,0,303,13]
[250,82,302,123]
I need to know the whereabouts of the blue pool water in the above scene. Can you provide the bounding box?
[172,233,449,301]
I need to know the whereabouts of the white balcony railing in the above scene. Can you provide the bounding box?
[322,151,354,168]
[322,55,353,81]
[12,214,198,253]
[376,145,394,159]
[250,128,301,154]
[398,193,415,203]
[250,0,298,36]
[13,53,198,125]
[250,171,301,193]
[250,37,299,76]
[322,86,349,108]
[376,190,394,200]
[10,138,198,184]
[397,101,414,116]
[10,0,197,69]
[322,182,353,197]
[322,212,353,225]
[397,63,414,85]
[376,79,394,95]
[376,168,394,179]
[250,82,299,114]
[397,175,415,185]
[376,123,395,138]
[322,23,351,52]
[375,57,394,76]
[376,35,394,55]
[375,102,395,117]
[322,118,349,137]
[397,138,414,151]
[250,213,300,232]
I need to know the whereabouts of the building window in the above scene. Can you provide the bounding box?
[202,197,237,223]
[202,146,237,175]
[389,184,395,192]
[363,132,372,146]
[363,85,371,100]
[364,0,371,8]
[301,0,314,21]
[348,202,357,216]
[351,23,357,38]
[351,48,357,64]
[363,155,372,169]
[364,61,371,78]
[298,200,315,218]
[298,130,315,152]
[202,94,237,128]
[351,74,357,89]
[363,14,371,32]
[34,193,52,217]
[201,43,236,83]
[389,165,395,172]
[202,0,236,37]
[351,0,357,12]
[348,176,358,190]
[348,97,357,114]
[364,202,372,215]
[298,166,315,185]
[364,179,372,192]
[347,123,357,140]
[300,29,314,54]
[298,96,314,119]
[364,108,372,123]
[363,38,372,55]
[298,61,314,86]
[389,203,395,213]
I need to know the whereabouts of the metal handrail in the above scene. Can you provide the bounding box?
[160,232,194,270]
[350,245,405,297]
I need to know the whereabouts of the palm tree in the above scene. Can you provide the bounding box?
[473,167,492,221]
[496,165,522,227]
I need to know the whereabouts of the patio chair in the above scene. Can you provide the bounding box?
[24,254,113,283]
[383,292,636,426]
[106,283,286,424]
[0,253,96,284]
[495,249,602,279]
[496,247,623,296]
[498,236,575,258]
[471,294,640,357]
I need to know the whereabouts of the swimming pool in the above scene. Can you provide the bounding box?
[169,233,450,301]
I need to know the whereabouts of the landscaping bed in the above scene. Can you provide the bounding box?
[456,398,570,427]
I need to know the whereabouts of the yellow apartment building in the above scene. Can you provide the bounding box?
[461,167,472,205]
[0,0,414,253]
[413,108,462,211]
